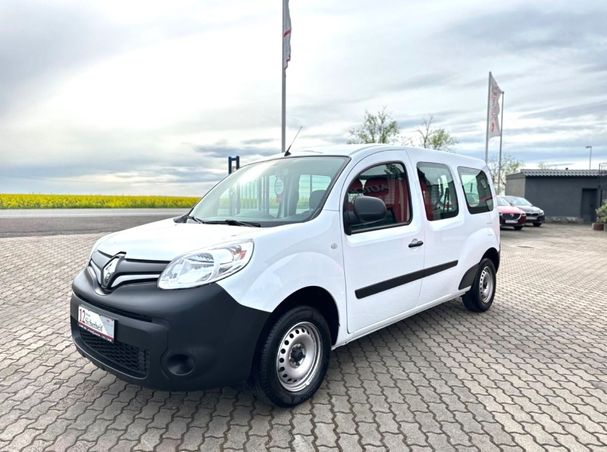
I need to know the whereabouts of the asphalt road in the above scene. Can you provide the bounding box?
[0,209,188,238]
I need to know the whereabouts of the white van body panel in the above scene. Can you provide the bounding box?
[96,218,265,261]
[217,209,347,317]
[92,144,500,350]
[337,149,426,333]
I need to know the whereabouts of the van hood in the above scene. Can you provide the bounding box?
[95,218,266,261]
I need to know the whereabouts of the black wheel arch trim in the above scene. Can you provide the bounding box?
[458,264,480,290]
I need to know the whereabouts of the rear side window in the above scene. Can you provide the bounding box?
[417,162,459,221]
[458,167,494,214]
[344,162,412,233]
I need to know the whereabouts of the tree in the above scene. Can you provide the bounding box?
[415,116,458,151]
[348,108,400,144]
[488,153,523,195]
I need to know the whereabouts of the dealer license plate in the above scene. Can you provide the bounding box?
[506,220,518,224]
[78,306,115,342]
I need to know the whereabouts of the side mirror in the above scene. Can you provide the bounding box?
[353,196,387,223]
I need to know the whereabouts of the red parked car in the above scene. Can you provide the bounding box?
[497,196,526,230]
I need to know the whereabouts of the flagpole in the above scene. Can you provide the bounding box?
[484,71,491,163]
[497,91,505,194]
[281,0,287,154]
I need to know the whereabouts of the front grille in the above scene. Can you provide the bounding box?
[503,213,520,220]
[80,328,149,377]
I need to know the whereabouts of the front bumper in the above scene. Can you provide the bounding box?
[70,269,269,390]
[524,214,545,224]
[499,213,526,226]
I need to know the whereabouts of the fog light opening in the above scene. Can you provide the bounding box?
[167,354,195,376]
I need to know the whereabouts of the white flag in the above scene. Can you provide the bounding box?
[283,0,292,70]
[488,74,503,138]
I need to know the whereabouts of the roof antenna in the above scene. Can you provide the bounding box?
[284,126,303,156]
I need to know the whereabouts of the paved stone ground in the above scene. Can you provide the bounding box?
[0,225,606,451]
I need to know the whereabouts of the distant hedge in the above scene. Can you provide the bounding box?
[0,194,200,209]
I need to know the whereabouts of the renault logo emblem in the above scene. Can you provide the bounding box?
[102,254,124,289]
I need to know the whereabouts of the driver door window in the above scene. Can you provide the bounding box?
[344,162,412,233]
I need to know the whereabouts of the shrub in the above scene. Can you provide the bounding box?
[596,201,607,224]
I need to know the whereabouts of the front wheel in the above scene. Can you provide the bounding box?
[462,258,496,312]
[252,306,331,407]
[514,226,523,231]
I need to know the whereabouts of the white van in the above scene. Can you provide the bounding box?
[71,144,500,406]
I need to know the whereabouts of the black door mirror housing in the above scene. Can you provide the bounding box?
[353,196,387,223]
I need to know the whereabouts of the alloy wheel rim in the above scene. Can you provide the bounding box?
[275,321,322,392]
[479,266,494,303]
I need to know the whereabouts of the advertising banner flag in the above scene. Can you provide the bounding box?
[488,74,503,138]
[283,0,292,69]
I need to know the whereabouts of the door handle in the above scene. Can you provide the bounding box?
[408,239,424,248]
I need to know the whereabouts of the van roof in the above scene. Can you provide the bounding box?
[267,144,487,167]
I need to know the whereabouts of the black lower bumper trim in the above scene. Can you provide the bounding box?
[78,326,149,377]
[70,270,269,390]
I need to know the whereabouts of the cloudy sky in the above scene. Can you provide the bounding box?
[1,0,606,195]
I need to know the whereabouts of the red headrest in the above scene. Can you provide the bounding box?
[364,177,389,197]
[348,179,363,193]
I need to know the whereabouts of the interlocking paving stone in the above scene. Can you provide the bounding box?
[0,225,606,450]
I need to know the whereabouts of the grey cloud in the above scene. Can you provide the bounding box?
[110,167,226,185]
[0,2,134,115]
[520,100,607,121]
[583,61,607,74]
[299,132,348,145]
[501,147,607,164]
[0,1,217,117]
[386,73,455,92]
[448,7,607,54]
[0,157,227,185]
[193,143,278,159]
[397,118,423,129]
[240,138,276,146]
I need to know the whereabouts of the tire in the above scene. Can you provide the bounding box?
[533,222,542,227]
[462,258,496,312]
[252,305,331,407]
[514,226,523,231]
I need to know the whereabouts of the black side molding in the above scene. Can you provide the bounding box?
[458,264,479,290]
[355,261,458,299]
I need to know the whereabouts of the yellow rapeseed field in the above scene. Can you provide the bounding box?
[0,194,200,209]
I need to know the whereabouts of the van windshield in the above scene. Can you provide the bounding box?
[190,156,349,227]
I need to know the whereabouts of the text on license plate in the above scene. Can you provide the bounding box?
[506,220,518,224]
[78,306,115,342]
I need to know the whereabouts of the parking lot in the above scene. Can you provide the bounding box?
[0,225,606,451]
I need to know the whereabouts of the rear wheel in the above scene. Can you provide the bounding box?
[462,258,496,312]
[252,306,331,407]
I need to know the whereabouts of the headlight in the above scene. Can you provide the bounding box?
[158,240,254,290]
[538,209,544,215]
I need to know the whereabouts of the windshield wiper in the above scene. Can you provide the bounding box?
[203,219,262,227]
[174,214,204,224]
